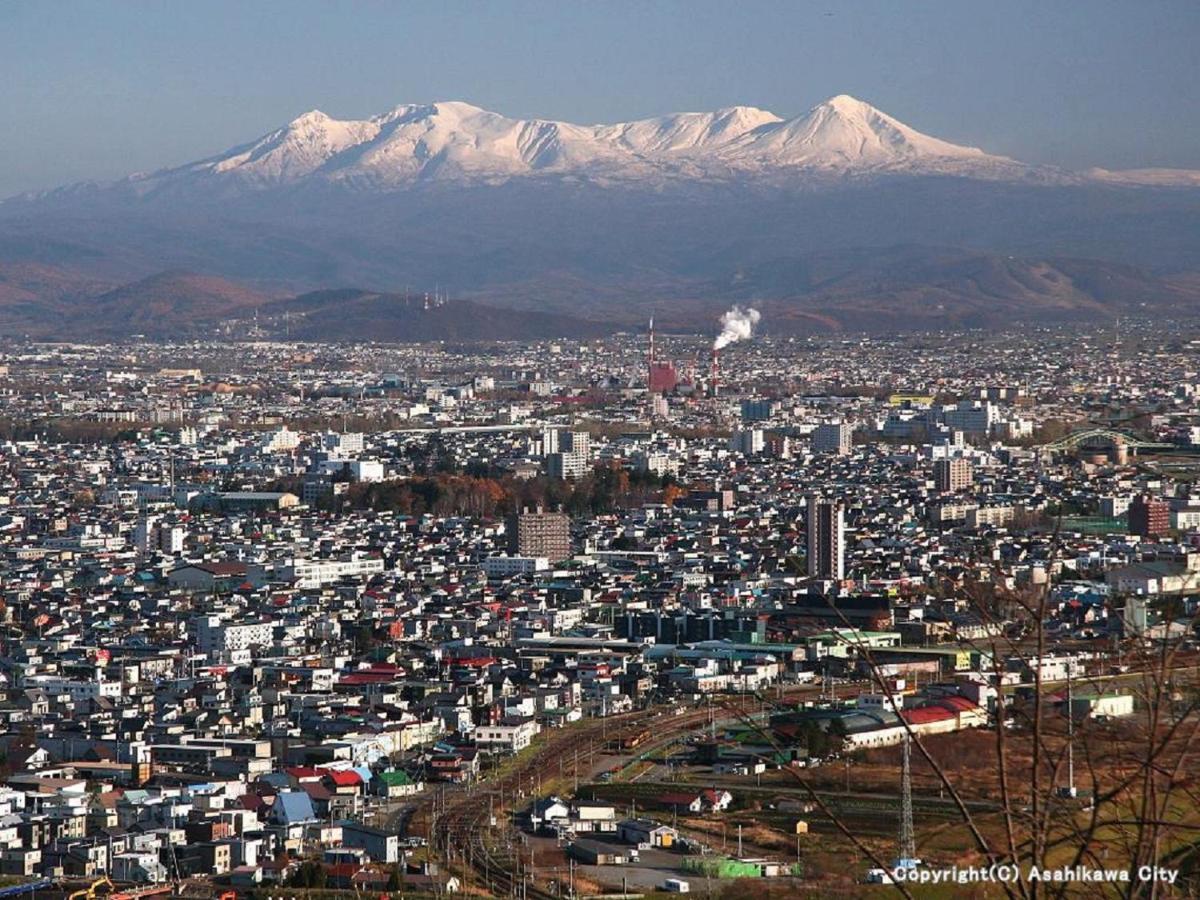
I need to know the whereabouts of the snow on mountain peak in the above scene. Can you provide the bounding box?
[722,93,998,173]
[288,109,333,127]
[142,95,1041,190]
[818,93,876,115]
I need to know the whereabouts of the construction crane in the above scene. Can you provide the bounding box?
[67,876,114,900]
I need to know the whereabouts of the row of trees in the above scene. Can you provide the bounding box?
[306,465,684,519]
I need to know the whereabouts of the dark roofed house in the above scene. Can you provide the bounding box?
[168,562,248,593]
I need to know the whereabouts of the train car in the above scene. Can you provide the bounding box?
[618,728,649,751]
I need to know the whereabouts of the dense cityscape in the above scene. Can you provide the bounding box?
[0,319,1193,895]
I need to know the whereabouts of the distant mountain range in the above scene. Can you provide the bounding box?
[17,94,1200,193]
[2,94,1199,339]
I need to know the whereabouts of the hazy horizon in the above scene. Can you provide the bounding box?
[1,0,1198,196]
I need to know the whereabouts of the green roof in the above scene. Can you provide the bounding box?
[377,771,414,786]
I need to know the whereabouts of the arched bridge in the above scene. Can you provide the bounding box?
[1042,427,1171,451]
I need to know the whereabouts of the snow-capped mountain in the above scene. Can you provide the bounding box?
[124,94,1044,193]
[3,92,1198,337]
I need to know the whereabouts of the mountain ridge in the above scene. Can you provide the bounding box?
[0,246,1194,342]
[2,94,1199,335]
[14,93,1198,203]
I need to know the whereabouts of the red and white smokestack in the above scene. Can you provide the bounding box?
[710,347,719,397]
[648,317,656,365]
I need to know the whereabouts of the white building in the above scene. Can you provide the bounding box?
[548,450,589,480]
[261,426,301,452]
[279,557,386,589]
[194,616,273,657]
[317,459,385,482]
[942,401,998,435]
[483,556,549,578]
[473,720,540,754]
[321,432,364,455]
[24,675,122,702]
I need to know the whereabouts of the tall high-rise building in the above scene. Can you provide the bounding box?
[562,430,590,457]
[548,451,588,479]
[508,507,572,562]
[806,496,845,581]
[812,422,853,455]
[942,401,998,435]
[536,428,559,455]
[741,399,779,422]
[548,430,591,479]
[728,429,764,455]
[1128,494,1170,537]
[934,457,973,493]
[134,516,185,557]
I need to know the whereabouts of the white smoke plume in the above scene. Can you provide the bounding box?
[713,305,762,350]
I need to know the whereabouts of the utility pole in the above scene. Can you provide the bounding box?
[1064,668,1077,798]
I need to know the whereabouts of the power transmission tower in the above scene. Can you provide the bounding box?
[898,733,916,865]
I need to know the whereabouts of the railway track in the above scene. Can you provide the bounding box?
[424,699,783,897]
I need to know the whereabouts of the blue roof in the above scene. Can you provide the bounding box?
[275,791,316,824]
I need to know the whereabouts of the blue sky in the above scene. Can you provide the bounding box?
[1,0,1197,195]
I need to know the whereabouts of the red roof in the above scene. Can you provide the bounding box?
[937,696,979,712]
[657,792,701,806]
[449,657,496,668]
[301,782,333,801]
[365,663,402,673]
[285,766,321,780]
[325,770,363,787]
[240,794,270,813]
[901,707,954,725]
[338,673,394,686]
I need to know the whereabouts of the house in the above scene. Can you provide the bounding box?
[268,791,316,827]
[230,865,263,887]
[403,872,461,893]
[112,851,169,883]
[322,769,365,796]
[340,822,402,864]
[473,719,540,754]
[373,770,423,798]
[701,789,733,812]
[167,563,248,593]
[530,797,570,831]
[427,748,479,783]
[617,818,677,848]
[656,793,703,815]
